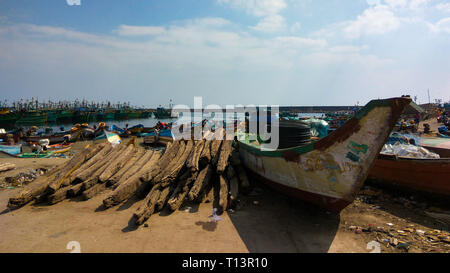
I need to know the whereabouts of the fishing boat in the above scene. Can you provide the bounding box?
[368,152,450,196]
[15,111,47,125]
[420,137,450,158]
[0,110,20,124]
[0,144,22,155]
[23,134,66,144]
[236,97,411,212]
[95,130,122,145]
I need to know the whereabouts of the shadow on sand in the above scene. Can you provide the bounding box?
[227,182,340,253]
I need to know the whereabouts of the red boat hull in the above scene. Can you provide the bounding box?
[368,154,450,196]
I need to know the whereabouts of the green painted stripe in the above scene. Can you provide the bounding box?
[239,98,394,157]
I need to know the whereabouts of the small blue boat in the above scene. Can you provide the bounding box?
[0,144,22,155]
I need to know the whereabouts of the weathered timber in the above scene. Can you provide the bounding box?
[66,143,113,184]
[155,185,174,211]
[82,183,108,200]
[216,140,233,173]
[67,183,84,197]
[133,185,162,225]
[210,140,223,166]
[159,140,194,187]
[47,186,72,205]
[107,149,148,187]
[74,144,124,182]
[0,163,15,172]
[186,140,205,172]
[140,141,181,183]
[231,150,250,189]
[226,166,239,204]
[152,141,186,185]
[47,143,105,193]
[187,165,213,201]
[7,172,58,209]
[98,144,135,183]
[102,151,162,208]
[199,140,211,166]
[218,174,229,214]
[168,171,198,211]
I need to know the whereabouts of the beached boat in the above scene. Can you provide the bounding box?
[95,130,122,145]
[420,137,450,158]
[237,97,411,212]
[368,153,450,196]
[23,134,66,144]
[0,144,22,155]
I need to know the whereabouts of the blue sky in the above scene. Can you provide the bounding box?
[0,0,449,107]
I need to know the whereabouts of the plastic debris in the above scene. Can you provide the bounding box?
[381,143,440,159]
[209,208,222,222]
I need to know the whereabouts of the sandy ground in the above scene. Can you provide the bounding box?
[0,125,449,253]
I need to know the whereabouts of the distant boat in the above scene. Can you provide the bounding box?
[0,144,22,155]
[96,130,122,145]
[237,97,411,212]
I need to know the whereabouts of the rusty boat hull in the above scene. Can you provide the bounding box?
[368,154,450,196]
[238,97,411,212]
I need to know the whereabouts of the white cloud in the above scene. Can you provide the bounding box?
[435,17,450,33]
[116,25,165,36]
[217,0,287,17]
[272,36,327,48]
[218,0,289,33]
[384,0,430,10]
[251,14,286,32]
[344,5,401,38]
[435,2,450,13]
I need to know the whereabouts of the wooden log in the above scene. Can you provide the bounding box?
[167,172,198,211]
[152,141,186,184]
[102,151,162,208]
[202,182,215,203]
[159,140,194,187]
[82,183,108,200]
[218,174,229,214]
[0,163,16,172]
[155,185,173,211]
[47,143,106,192]
[98,144,135,183]
[133,185,162,225]
[7,172,58,209]
[47,186,72,205]
[187,165,213,201]
[65,143,113,185]
[199,140,211,166]
[210,140,223,166]
[140,141,181,182]
[67,183,84,197]
[226,166,239,204]
[216,140,233,173]
[186,140,205,172]
[74,144,124,182]
[107,149,148,187]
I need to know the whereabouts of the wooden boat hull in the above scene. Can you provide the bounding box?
[0,144,22,155]
[238,97,411,212]
[368,154,450,196]
[420,137,450,158]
